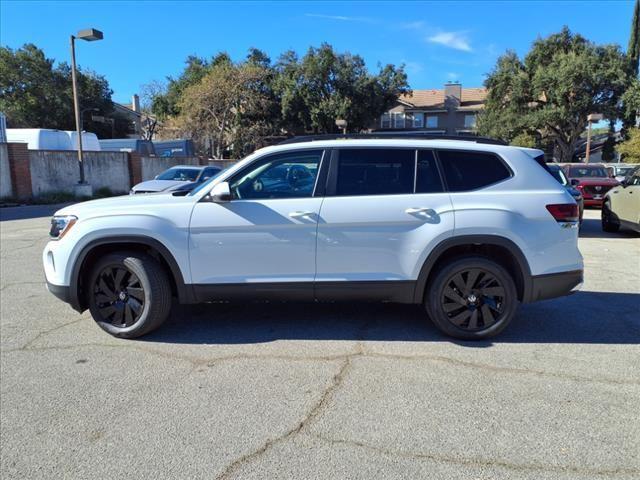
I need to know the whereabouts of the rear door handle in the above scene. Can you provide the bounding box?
[289,211,314,218]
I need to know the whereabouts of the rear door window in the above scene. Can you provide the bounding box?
[335,149,415,196]
[438,150,511,192]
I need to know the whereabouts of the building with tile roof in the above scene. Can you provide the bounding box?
[374,82,487,135]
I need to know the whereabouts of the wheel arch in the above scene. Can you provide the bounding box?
[413,235,533,304]
[69,235,195,312]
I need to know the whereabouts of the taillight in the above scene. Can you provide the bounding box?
[546,204,579,223]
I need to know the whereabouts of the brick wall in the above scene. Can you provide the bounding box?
[5,143,32,199]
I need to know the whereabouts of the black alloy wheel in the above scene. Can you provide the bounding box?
[441,268,505,331]
[93,265,145,327]
[425,256,518,340]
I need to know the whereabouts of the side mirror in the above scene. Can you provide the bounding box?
[570,179,580,186]
[209,182,231,202]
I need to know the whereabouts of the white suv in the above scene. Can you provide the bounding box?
[43,136,583,340]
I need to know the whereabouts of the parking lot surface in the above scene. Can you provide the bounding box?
[1,206,639,479]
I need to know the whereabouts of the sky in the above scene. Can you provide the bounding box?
[0,0,636,104]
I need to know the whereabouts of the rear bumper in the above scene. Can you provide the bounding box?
[525,269,583,303]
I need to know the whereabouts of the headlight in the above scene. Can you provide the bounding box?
[49,215,77,239]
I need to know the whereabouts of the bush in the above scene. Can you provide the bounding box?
[616,128,640,163]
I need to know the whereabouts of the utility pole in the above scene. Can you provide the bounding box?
[69,28,103,197]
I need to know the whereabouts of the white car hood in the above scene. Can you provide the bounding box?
[131,179,191,192]
[54,192,195,218]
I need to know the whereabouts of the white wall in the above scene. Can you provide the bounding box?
[0,143,12,198]
[29,151,130,196]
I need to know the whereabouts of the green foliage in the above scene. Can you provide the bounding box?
[616,128,640,163]
[601,121,617,162]
[0,44,115,132]
[510,132,537,148]
[153,44,409,156]
[630,0,640,74]
[274,44,409,134]
[478,27,632,162]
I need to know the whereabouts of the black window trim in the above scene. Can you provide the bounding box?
[434,148,514,193]
[225,148,328,201]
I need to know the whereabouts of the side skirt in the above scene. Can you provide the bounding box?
[193,281,417,304]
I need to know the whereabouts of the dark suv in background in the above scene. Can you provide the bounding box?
[548,164,584,222]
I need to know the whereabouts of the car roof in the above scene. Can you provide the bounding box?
[168,165,202,170]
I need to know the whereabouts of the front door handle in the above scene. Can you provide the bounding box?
[289,211,314,218]
[405,207,432,214]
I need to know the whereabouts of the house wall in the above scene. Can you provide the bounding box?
[29,151,130,196]
[0,143,12,198]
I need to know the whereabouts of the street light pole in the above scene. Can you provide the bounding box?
[69,28,103,196]
[70,34,85,184]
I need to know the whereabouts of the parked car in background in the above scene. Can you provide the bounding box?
[6,128,101,151]
[99,139,155,155]
[43,136,583,341]
[548,164,584,223]
[561,163,619,208]
[153,139,196,157]
[130,165,222,194]
[605,163,640,183]
[602,166,640,233]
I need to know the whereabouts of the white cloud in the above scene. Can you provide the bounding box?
[305,13,373,23]
[427,31,472,52]
[447,72,460,80]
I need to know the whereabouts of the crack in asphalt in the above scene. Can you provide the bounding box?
[307,433,640,477]
[215,350,359,480]
[5,339,637,387]
[0,280,45,292]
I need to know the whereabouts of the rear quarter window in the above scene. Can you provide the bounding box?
[438,150,511,192]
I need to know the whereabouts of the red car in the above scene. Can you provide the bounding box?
[561,164,619,207]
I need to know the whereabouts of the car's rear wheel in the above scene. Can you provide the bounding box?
[88,252,172,338]
[425,256,518,340]
[601,202,620,233]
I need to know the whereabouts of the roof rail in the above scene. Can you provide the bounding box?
[278,133,507,146]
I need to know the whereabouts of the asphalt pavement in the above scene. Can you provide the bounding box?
[1,206,638,479]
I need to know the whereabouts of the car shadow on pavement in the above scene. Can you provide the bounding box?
[579,217,640,239]
[141,291,640,346]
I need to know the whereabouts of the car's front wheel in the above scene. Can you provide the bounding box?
[87,252,172,338]
[425,256,519,340]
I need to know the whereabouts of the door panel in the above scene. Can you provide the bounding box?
[189,198,322,284]
[189,150,325,286]
[315,194,454,283]
[619,183,640,223]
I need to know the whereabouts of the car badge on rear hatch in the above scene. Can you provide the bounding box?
[595,185,602,191]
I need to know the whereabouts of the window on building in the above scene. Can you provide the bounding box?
[426,116,438,128]
[381,113,391,129]
[438,151,511,192]
[412,113,424,128]
[464,114,476,128]
[393,113,405,129]
[335,149,415,196]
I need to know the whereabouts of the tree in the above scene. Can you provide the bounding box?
[274,44,409,134]
[0,44,114,131]
[478,28,632,162]
[176,60,279,158]
[616,127,640,162]
[629,0,640,75]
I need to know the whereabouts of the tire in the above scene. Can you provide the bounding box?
[424,256,519,340]
[601,202,620,233]
[87,252,172,338]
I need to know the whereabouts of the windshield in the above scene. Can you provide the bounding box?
[157,168,200,181]
[616,166,634,176]
[188,167,228,196]
[568,166,608,178]
[548,167,568,185]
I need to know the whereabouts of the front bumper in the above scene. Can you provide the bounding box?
[526,269,583,303]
